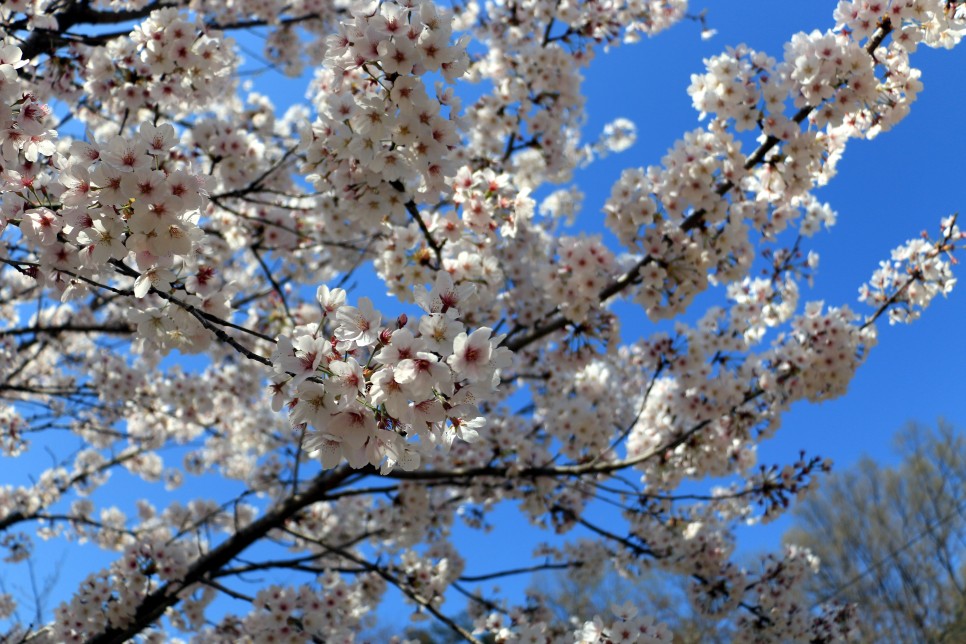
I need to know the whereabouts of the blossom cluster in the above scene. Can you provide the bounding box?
[0,404,27,457]
[372,164,525,319]
[2,108,221,354]
[859,215,962,323]
[544,236,617,323]
[603,126,749,319]
[573,604,674,644]
[299,0,469,204]
[49,532,199,641]
[835,0,966,47]
[271,278,511,472]
[82,9,238,120]
[460,0,689,190]
[535,360,626,461]
[0,46,55,164]
[229,577,382,642]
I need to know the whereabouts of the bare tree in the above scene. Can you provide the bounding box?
[527,565,732,643]
[784,421,966,643]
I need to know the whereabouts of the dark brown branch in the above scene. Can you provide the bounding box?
[16,1,177,62]
[389,180,444,267]
[458,561,580,583]
[0,323,134,338]
[0,449,146,533]
[86,466,355,644]
[281,529,484,644]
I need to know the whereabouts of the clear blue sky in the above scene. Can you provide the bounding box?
[3,0,965,633]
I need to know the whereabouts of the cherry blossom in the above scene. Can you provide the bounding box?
[0,0,962,642]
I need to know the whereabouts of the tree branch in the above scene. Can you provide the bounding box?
[86,466,355,644]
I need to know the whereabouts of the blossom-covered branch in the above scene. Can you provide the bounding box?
[0,0,963,641]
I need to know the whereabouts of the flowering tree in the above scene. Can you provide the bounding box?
[0,0,963,641]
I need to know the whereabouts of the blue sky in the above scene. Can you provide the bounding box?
[2,0,965,634]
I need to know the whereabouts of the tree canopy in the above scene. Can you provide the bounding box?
[0,1,963,642]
